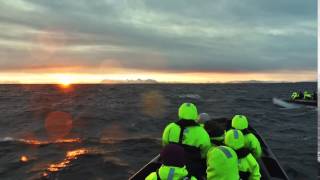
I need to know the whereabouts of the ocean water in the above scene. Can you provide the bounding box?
[0,83,317,180]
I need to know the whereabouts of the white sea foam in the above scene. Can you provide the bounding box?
[272,98,301,109]
[178,94,201,99]
[1,137,14,142]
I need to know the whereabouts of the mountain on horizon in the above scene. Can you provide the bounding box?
[101,79,158,84]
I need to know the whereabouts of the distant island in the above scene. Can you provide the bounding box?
[100,79,316,84]
[0,81,21,84]
[101,79,158,84]
[226,80,287,83]
[226,80,317,84]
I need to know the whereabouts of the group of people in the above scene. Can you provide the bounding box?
[291,90,317,100]
[146,103,262,180]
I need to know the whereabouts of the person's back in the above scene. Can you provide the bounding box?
[162,103,211,179]
[146,144,197,180]
[163,123,211,157]
[231,115,262,158]
[206,145,239,180]
[225,129,261,180]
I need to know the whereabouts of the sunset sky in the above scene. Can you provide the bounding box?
[0,0,317,83]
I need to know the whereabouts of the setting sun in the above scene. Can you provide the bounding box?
[56,75,73,86]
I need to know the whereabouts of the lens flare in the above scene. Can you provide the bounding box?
[141,90,168,118]
[45,111,73,140]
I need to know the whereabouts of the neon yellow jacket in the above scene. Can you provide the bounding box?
[291,92,299,100]
[244,133,262,158]
[238,153,261,180]
[304,91,312,100]
[145,165,197,180]
[206,146,239,180]
[162,122,211,158]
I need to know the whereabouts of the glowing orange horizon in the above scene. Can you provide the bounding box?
[0,70,316,84]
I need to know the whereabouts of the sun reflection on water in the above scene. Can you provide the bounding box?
[20,155,29,163]
[44,148,89,174]
[22,138,81,145]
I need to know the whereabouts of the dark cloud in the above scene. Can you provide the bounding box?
[0,0,316,74]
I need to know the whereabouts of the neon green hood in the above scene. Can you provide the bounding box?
[231,115,248,130]
[178,103,198,120]
[158,165,188,180]
[224,129,245,150]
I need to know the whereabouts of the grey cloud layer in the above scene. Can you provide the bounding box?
[0,0,316,73]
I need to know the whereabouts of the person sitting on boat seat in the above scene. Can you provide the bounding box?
[231,115,262,158]
[291,91,300,100]
[204,121,225,147]
[299,91,303,98]
[225,129,261,180]
[206,145,239,180]
[197,113,211,127]
[303,91,312,100]
[146,144,197,180]
[162,103,211,179]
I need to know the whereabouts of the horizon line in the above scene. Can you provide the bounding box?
[0,80,317,85]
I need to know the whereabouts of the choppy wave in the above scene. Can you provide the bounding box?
[0,136,160,147]
[99,136,160,144]
[0,83,316,179]
[42,147,130,180]
[178,94,201,99]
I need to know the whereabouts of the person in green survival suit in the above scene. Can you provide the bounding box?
[204,120,226,147]
[145,144,197,180]
[303,91,312,100]
[231,115,262,159]
[162,103,211,179]
[225,129,261,180]
[291,91,300,100]
[197,114,230,147]
[206,145,239,180]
